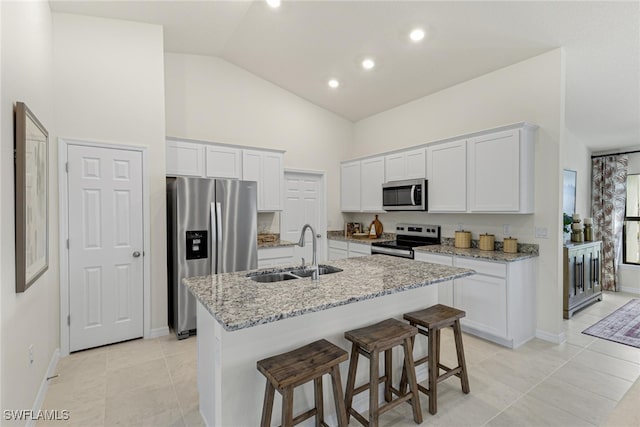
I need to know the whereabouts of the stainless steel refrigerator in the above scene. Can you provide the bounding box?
[166,177,258,339]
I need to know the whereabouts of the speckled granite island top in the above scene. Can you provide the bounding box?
[414,244,538,262]
[184,255,474,332]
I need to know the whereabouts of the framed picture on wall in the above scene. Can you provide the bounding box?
[563,169,577,215]
[15,102,49,293]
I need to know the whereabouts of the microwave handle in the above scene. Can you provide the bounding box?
[410,185,416,205]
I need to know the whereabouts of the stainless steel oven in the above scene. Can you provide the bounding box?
[382,179,427,211]
[371,224,440,259]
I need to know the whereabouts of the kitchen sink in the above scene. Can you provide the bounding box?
[247,265,343,282]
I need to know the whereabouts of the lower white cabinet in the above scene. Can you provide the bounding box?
[414,252,535,348]
[328,239,371,260]
[257,246,295,269]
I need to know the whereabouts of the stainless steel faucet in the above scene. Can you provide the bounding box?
[298,224,319,280]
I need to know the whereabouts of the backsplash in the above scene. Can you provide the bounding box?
[258,212,279,234]
[440,238,539,255]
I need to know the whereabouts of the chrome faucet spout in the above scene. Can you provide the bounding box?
[297,224,319,280]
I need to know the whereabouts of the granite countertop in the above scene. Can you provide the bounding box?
[257,239,296,249]
[184,255,474,332]
[326,230,395,244]
[414,244,538,262]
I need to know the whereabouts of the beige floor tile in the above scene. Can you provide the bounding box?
[572,349,640,382]
[564,328,598,348]
[181,408,205,427]
[604,378,640,427]
[165,352,197,384]
[524,339,584,361]
[551,361,634,402]
[106,358,172,398]
[38,396,105,427]
[159,335,197,357]
[172,379,199,414]
[528,376,618,425]
[585,338,640,365]
[104,383,182,426]
[486,394,596,427]
[106,338,165,371]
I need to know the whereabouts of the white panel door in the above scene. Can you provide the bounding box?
[427,139,467,212]
[360,156,385,211]
[205,145,242,179]
[68,145,144,351]
[281,172,325,263]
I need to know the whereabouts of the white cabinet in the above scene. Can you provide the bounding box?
[467,127,535,213]
[257,246,295,269]
[385,148,426,182]
[348,242,371,257]
[243,149,284,211]
[414,252,454,306]
[454,271,508,338]
[205,145,242,179]
[340,161,361,212]
[328,240,371,260]
[427,139,467,212]
[166,140,205,177]
[360,156,385,211]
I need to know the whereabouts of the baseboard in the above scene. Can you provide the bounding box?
[26,348,60,427]
[536,329,566,344]
[147,326,170,339]
[619,287,640,295]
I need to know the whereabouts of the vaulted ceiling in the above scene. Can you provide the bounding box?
[49,1,640,151]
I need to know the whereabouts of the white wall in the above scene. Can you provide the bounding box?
[564,129,592,219]
[164,53,354,231]
[620,152,640,294]
[350,50,566,340]
[1,0,58,419]
[52,14,167,332]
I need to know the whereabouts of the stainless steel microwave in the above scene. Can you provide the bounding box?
[382,179,428,211]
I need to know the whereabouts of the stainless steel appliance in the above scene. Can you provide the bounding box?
[371,223,440,259]
[166,177,258,339]
[382,179,428,211]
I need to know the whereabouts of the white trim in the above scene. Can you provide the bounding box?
[27,348,60,427]
[58,138,152,355]
[166,136,285,154]
[535,329,566,344]
[283,167,325,176]
[620,287,640,295]
[147,326,170,339]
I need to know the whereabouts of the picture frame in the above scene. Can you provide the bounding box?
[15,102,49,292]
[563,169,577,216]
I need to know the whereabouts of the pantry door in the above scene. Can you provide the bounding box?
[67,144,144,352]
[281,171,326,263]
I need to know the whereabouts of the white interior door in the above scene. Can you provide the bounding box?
[281,172,325,264]
[67,144,144,352]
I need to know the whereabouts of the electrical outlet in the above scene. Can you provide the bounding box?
[503,224,510,236]
[457,223,463,231]
[535,227,549,239]
[29,344,34,366]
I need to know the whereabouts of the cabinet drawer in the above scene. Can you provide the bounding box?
[328,240,348,251]
[454,257,506,277]
[349,242,371,256]
[414,252,453,266]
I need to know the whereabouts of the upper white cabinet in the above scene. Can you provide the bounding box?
[427,139,467,212]
[341,156,385,212]
[467,126,535,213]
[166,140,205,177]
[385,148,426,182]
[206,145,242,179]
[360,156,385,211]
[242,149,284,211]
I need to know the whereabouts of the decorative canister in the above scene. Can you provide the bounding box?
[503,237,518,253]
[479,233,495,251]
[454,231,472,249]
[584,224,593,241]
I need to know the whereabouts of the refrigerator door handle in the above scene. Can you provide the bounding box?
[215,202,223,274]
[210,203,217,274]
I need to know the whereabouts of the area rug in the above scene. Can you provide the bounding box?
[582,299,640,348]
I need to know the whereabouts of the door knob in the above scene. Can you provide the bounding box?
[316,234,321,238]
[132,251,141,258]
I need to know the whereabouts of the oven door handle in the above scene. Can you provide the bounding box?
[371,246,414,259]
[410,185,416,206]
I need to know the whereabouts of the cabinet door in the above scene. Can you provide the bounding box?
[329,248,348,260]
[360,156,385,211]
[206,145,242,179]
[415,253,454,305]
[405,148,426,179]
[166,140,205,177]
[341,161,361,211]
[385,153,405,182]
[454,274,507,338]
[261,152,283,211]
[427,139,466,212]
[242,150,263,208]
[348,242,371,257]
[468,130,520,212]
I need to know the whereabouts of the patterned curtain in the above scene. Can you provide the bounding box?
[592,155,628,291]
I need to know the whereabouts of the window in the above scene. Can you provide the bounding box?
[624,174,640,265]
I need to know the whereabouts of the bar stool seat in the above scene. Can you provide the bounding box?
[344,318,423,427]
[400,304,470,415]
[257,339,349,427]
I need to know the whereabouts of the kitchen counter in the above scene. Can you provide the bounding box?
[189,255,474,426]
[326,230,394,244]
[257,239,296,248]
[415,244,538,262]
[184,255,474,332]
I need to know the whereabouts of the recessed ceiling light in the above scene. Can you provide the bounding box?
[361,58,375,70]
[265,0,281,8]
[409,28,425,42]
[328,79,340,89]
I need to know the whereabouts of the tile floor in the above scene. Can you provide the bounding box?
[39,291,640,426]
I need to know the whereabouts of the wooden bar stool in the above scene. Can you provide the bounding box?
[400,304,470,415]
[344,318,423,427]
[257,339,349,427]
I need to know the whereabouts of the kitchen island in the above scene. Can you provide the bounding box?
[184,255,474,426]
